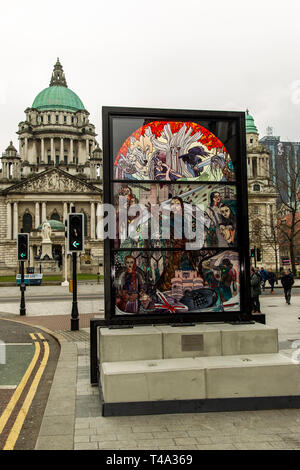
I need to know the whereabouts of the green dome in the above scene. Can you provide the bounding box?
[37,219,65,231]
[32,86,85,112]
[32,59,85,112]
[245,109,258,134]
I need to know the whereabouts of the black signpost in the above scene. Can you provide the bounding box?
[17,231,29,316]
[67,210,84,331]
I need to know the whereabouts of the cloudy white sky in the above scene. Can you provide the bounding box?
[1,0,300,153]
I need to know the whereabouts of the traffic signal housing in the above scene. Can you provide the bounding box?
[257,248,262,262]
[67,213,84,252]
[17,233,29,261]
[250,248,255,258]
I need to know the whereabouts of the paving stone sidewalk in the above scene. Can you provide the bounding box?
[36,295,300,450]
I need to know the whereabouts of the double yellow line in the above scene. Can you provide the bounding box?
[0,332,49,450]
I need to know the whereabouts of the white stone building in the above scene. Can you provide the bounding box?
[0,59,103,277]
[246,110,279,271]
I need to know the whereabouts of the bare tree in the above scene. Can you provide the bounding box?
[259,214,280,275]
[271,143,300,275]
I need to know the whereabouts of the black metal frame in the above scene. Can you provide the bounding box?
[102,106,252,326]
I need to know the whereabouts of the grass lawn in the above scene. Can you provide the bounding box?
[0,273,103,282]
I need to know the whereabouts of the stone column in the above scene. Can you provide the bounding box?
[6,201,12,239]
[60,138,64,162]
[42,202,46,222]
[63,202,68,223]
[86,139,89,157]
[29,246,34,266]
[265,157,268,177]
[90,202,95,239]
[41,138,45,162]
[13,202,18,239]
[35,202,40,229]
[96,202,103,240]
[51,138,54,162]
[24,138,28,161]
[250,158,253,178]
[258,157,262,177]
[90,163,94,180]
[69,138,73,164]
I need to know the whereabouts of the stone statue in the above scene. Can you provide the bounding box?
[41,220,52,241]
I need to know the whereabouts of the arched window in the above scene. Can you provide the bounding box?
[253,184,261,191]
[23,213,32,233]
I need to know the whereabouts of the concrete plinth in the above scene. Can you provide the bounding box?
[38,259,60,273]
[156,324,222,358]
[98,326,163,363]
[97,322,300,415]
[220,323,278,355]
[41,241,53,260]
[101,358,206,403]
[203,353,300,398]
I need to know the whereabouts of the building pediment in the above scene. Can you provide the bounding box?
[2,168,102,195]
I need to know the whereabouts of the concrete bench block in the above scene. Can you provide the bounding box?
[220,324,278,355]
[155,325,222,358]
[202,353,300,399]
[98,326,163,363]
[101,358,206,403]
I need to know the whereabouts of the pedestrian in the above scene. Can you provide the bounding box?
[281,269,294,305]
[267,268,277,293]
[260,267,268,291]
[250,266,261,313]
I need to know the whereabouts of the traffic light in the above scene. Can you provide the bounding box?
[67,213,84,252]
[257,248,262,262]
[250,248,255,258]
[17,233,29,261]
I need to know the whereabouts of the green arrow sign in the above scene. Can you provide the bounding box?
[72,241,80,248]
[20,253,26,258]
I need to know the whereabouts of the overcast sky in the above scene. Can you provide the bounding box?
[1,0,300,153]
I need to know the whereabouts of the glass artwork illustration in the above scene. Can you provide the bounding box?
[113,183,237,249]
[113,121,235,182]
[113,250,240,315]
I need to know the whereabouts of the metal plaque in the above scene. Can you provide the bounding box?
[181,334,204,351]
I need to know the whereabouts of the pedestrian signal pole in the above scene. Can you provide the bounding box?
[67,210,84,331]
[17,231,29,316]
[250,246,257,268]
